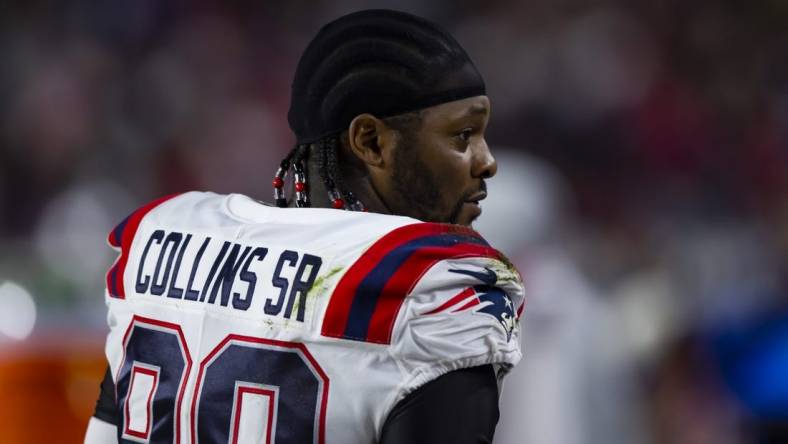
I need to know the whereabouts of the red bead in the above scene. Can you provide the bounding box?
[332,198,345,209]
[272,177,284,188]
[294,182,306,192]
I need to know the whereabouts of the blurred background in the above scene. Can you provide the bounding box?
[0,0,786,442]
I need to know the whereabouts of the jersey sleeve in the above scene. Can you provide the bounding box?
[320,221,524,398]
[389,252,524,395]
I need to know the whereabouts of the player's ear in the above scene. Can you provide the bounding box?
[347,113,396,168]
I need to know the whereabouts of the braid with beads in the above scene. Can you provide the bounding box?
[272,147,297,207]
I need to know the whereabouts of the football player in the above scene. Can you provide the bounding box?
[85,9,524,444]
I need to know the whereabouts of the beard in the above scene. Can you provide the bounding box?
[446,180,486,225]
[391,146,444,222]
[390,140,484,225]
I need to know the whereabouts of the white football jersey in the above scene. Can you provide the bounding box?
[100,191,524,444]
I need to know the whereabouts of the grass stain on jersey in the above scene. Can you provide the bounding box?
[486,259,520,286]
[287,266,345,327]
[307,266,345,299]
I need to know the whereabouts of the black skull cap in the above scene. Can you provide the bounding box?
[288,9,486,144]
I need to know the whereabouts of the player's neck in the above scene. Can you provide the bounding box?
[342,173,393,215]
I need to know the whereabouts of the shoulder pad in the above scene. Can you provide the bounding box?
[321,222,506,344]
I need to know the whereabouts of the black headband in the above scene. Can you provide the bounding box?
[288,9,486,144]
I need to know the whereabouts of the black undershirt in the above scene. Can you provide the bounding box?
[93,366,117,426]
[379,364,499,444]
[94,364,499,443]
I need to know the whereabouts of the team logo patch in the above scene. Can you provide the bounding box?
[423,267,516,341]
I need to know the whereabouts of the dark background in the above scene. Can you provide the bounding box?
[0,1,786,442]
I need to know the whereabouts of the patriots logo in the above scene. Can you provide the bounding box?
[423,267,517,341]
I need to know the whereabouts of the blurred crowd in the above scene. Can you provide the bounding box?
[0,1,786,443]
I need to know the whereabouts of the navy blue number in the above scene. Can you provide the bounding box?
[117,317,326,444]
[194,337,327,444]
[116,318,190,443]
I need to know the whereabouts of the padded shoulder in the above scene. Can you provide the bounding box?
[389,249,524,397]
[321,222,509,344]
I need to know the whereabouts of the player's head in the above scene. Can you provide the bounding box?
[275,9,496,226]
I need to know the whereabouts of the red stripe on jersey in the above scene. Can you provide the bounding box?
[365,242,499,344]
[108,225,121,248]
[106,193,181,299]
[321,223,449,338]
[453,296,481,312]
[423,287,477,315]
[322,221,500,344]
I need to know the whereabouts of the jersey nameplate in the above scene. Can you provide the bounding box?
[131,229,323,323]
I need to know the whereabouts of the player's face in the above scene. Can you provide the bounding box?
[389,96,496,226]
